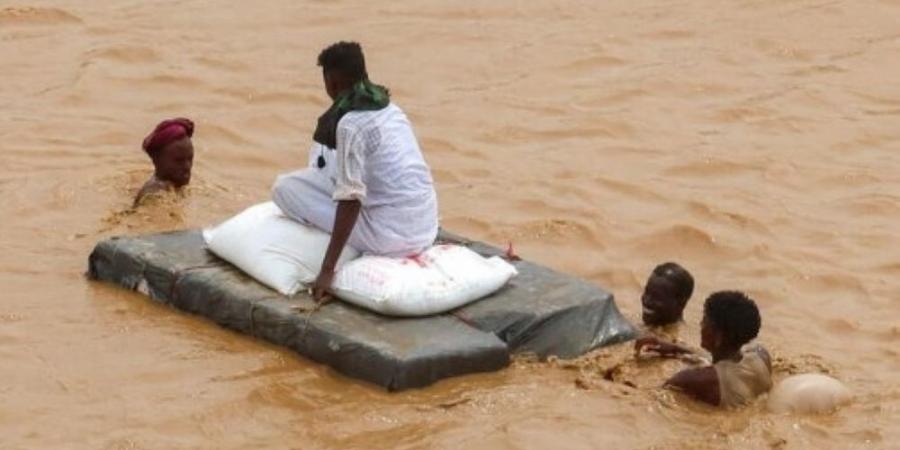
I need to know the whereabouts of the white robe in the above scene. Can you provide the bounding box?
[272,103,439,257]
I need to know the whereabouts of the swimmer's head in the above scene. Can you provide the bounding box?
[641,262,694,326]
[318,41,368,100]
[142,118,194,187]
[701,291,761,355]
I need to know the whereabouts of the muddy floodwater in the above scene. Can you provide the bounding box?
[1,1,898,449]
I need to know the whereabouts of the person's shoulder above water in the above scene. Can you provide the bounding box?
[714,342,773,408]
[662,290,772,408]
[133,117,195,207]
[134,174,174,205]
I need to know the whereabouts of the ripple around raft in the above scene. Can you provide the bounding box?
[662,158,762,178]
[788,63,848,77]
[563,55,629,70]
[873,261,900,277]
[684,200,773,235]
[712,105,778,123]
[792,272,872,304]
[591,176,666,203]
[627,224,733,260]
[84,45,161,64]
[479,121,635,144]
[497,217,603,246]
[0,7,82,25]
[193,55,251,72]
[825,193,900,217]
[825,318,862,334]
[636,26,698,41]
[199,123,256,146]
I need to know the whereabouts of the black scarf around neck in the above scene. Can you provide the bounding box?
[313,79,390,149]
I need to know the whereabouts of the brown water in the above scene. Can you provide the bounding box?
[2,1,898,448]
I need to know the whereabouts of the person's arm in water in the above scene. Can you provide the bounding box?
[664,366,721,406]
[635,335,695,358]
[312,199,361,302]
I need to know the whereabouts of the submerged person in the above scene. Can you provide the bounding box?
[134,118,195,207]
[581,262,694,386]
[636,291,773,407]
[272,41,438,301]
[630,262,697,365]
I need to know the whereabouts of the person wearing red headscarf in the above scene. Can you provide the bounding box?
[134,118,195,207]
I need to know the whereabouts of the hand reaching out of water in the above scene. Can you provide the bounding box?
[634,336,692,358]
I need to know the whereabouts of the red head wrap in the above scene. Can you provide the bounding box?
[142,118,194,156]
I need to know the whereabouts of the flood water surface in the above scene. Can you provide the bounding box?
[1,1,898,449]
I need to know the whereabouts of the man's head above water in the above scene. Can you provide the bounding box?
[318,41,368,100]
[641,262,694,326]
[142,117,194,187]
[700,290,761,356]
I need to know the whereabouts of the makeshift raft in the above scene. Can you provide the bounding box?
[88,230,637,390]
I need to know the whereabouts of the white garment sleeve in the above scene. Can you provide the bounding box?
[333,119,368,202]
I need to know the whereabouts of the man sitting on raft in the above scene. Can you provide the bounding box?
[272,41,439,301]
[135,118,195,207]
[636,291,773,407]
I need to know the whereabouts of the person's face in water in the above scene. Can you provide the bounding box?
[641,275,686,326]
[153,137,193,187]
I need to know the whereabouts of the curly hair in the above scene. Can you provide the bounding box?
[704,291,761,347]
[317,41,368,82]
[652,262,694,305]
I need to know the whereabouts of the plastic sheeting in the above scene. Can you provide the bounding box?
[88,230,637,390]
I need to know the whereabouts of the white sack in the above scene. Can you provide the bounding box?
[203,202,359,296]
[332,244,517,316]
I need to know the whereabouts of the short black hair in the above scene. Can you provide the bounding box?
[652,262,694,305]
[317,41,368,82]
[704,291,761,348]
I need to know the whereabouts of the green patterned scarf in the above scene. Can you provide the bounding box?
[313,79,390,149]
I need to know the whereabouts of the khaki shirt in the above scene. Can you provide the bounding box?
[714,344,773,407]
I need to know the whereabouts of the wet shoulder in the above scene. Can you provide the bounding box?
[743,343,773,373]
[134,177,176,207]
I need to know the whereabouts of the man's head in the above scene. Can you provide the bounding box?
[317,41,368,100]
[700,291,761,354]
[142,118,194,187]
[641,262,694,326]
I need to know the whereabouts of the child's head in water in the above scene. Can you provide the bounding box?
[142,118,194,187]
[700,290,761,356]
[641,262,694,326]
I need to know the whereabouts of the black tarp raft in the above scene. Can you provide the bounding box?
[88,230,637,390]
